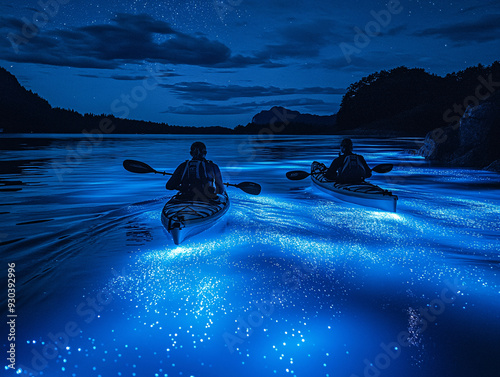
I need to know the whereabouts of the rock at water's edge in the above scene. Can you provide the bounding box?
[484,159,500,172]
[419,91,500,170]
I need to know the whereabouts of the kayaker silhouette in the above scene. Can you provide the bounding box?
[166,142,225,201]
[325,138,372,183]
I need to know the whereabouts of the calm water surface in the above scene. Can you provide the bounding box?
[1,134,499,377]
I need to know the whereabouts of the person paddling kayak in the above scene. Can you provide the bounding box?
[166,142,225,201]
[325,138,372,183]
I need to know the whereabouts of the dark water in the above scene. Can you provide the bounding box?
[1,134,499,377]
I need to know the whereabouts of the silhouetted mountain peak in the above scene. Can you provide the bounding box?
[252,106,336,126]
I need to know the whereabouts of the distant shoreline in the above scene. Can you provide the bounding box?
[0,129,424,137]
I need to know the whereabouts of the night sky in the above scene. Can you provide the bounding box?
[1,0,500,128]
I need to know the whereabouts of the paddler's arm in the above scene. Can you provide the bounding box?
[359,156,372,178]
[213,163,225,194]
[166,162,186,190]
[325,156,342,181]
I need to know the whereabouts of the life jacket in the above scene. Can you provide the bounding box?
[179,159,216,197]
[338,154,367,182]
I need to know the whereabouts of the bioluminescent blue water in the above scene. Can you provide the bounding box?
[1,135,499,377]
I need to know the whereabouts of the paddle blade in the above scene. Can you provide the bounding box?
[236,182,262,195]
[372,164,393,174]
[123,159,155,174]
[286,170,310,180]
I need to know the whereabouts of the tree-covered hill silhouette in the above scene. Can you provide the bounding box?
[0,67,231,134]
[336,62,500,134]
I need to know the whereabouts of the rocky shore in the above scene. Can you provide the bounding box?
[419,91,500,172]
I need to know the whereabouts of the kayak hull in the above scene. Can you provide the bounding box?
[311,161,398,212]
[161,193,230,245]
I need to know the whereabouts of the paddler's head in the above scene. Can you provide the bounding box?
[190,141,207,160]
[340,138,353,155]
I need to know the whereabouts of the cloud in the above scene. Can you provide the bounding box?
[110,75,157,81]
[76,69,182,81]
[0,16,26,30]
[0,13,272,69]
[163,98,337,115]
[213,54,283,68]
[385,24,408,36]
[161,82,345,101]
[321,51,439,75]
[253,16,405,63]
[163,104,248,115]
[459,1,500,13]
[78,74,101,79]
[110,71,181,81]
[0,13,349,70]
[414,14,500,44]
[257,19,344,60]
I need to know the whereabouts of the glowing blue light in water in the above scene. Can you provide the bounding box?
[165,246,196,259]
[368,211,402,221]
[7,135,498,377]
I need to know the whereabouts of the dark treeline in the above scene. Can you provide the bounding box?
[336,61,500,134]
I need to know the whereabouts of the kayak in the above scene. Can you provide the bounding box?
[161,193,230,245]
[311,161,398,212]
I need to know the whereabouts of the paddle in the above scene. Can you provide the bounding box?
[123,159,262,195]
[286,170,311,180]
[225,182,262,195]
[123,159,172,176]
[286,163,393,181]
[372,164,394,174]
